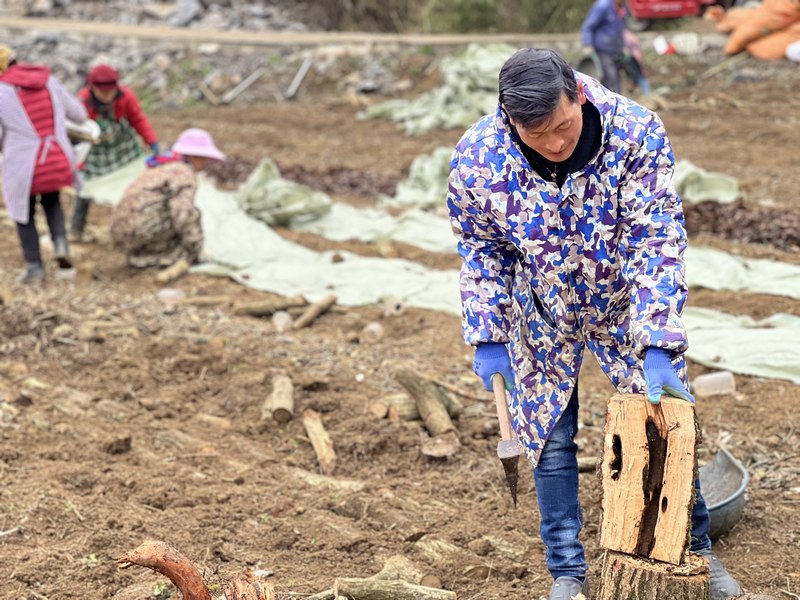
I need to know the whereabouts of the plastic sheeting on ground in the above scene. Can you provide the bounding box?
[237,158,332,226]
[361,44,516,136]
[683,307,800,384]
[378,146,454,210]
[82,162,800,382]
[687,246,800,300]
[294,203,455,253]
[674,160,739,204]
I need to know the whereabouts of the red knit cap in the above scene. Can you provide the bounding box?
[87,64,119,87]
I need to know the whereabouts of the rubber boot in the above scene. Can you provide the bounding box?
[17,261,45,284]
[53,236,73,270]
[697,551,743,599]
[549,576,589,600]
[69,195,91,243]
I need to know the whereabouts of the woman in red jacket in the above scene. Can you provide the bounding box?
[0,45,88,283]
[70,64,160,241]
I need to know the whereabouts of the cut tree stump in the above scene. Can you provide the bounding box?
[264,374,294,423]
[600,394,698,565]
[597,551,708,600]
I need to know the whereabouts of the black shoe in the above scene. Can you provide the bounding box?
[17,261,45,284]
[53,236,73,270]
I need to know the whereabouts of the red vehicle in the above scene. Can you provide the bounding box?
[625,0,737,30]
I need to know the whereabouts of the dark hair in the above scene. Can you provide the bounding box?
[498,48,578,129]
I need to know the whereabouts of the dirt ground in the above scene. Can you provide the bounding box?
[1,49,799,600]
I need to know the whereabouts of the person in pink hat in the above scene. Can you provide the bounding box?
[110,128,225,269]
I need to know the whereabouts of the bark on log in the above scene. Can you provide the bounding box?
[156,258,190,284]
[395,369,456,437]
[222,569,276,600]
[293,294,337,329]
[333,578,456,600]
[597,551,709,600]
[600,394,698,565]
[265,375,294,423]
[233,295,307,317]
[303,408,336,475]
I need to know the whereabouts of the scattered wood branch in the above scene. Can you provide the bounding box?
[302,408,336,475]
[333,578,455,600]
[395,369,456,437]
[156,259,191,284]
[292,294,337,329]
[233,295,307,317]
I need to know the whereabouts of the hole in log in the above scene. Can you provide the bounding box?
[636,418,668,556]
[661,496,668,512]
[610,434,622,480]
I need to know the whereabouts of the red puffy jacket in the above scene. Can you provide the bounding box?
[0,64,73,195]
[78,84,157,145]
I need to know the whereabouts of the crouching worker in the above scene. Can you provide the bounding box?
[0,45,88,283]
[110,128,225,269]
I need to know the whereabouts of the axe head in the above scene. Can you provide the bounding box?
[497,439,522,507]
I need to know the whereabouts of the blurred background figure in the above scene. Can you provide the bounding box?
[70,64,161,242]
[623,29,652,95]
[581,0,626,93]
[0,44,88,284]
[110,128,224,270]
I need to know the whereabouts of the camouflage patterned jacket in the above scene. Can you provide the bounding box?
[110,160,202,268]
[447,76,689,466]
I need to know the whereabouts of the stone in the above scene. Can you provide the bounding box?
[168,0,203,27]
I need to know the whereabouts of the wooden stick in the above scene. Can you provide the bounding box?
[156,258,190,284]
[302,409,336,475]
[333,578,455,600]
[395,369,455,437]
[292,294,337,329]
[181,295,232,307]
[233,295,307,317]
[267,375,294,424]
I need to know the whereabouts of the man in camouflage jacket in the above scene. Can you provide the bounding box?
[447,48,741,600]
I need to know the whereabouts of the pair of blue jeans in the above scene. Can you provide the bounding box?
[533,385,712,580]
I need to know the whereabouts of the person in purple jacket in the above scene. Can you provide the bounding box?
[582,0,626,93]
[447,48,742,600]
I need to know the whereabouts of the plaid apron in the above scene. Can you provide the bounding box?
[83,116,143,180]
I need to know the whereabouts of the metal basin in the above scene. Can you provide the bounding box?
[699,447,750,540]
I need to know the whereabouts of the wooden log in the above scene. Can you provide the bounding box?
[600,394,698,565]
[597,551,709,600]
[293,294,337,329]
[302,408,336,475]
[265,375,294,424]
[233,295,307,317]
[383,392,419,421]
[333,578,455,600]
[156,258,190,284]
[395,369,456,437]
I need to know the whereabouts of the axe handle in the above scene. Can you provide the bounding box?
[492,373,515,442]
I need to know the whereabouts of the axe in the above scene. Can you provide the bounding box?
[492,373,522,507]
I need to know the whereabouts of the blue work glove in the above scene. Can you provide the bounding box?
[473,343,514,392]
[643,347,694,404]
[150,142,160,156]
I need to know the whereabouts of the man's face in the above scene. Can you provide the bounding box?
[91,84,118,104]
[510,82,587,163]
